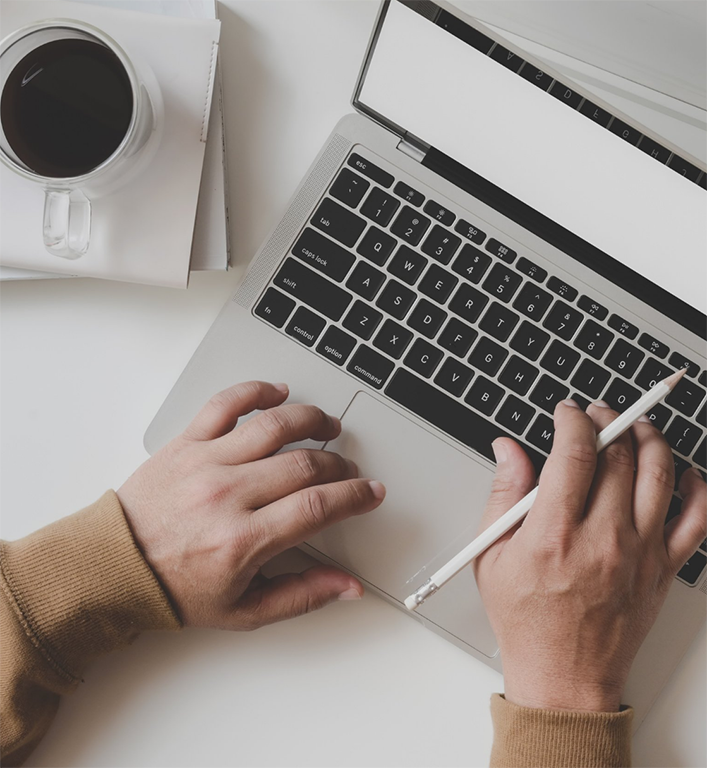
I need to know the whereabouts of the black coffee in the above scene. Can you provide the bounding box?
[1,38,133,178]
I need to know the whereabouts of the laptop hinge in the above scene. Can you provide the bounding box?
[397,132,430,163]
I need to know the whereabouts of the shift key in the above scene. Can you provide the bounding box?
[274,258,353,321]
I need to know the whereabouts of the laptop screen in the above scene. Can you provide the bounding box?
[355,0,707,338]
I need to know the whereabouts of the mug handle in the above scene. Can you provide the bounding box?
[42,189,91,259]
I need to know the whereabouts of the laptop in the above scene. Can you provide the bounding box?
[145,0,707,729]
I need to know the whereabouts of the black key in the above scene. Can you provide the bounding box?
[421,225,461,265]
[376,279,416,320]
[608,314,638,339]
[454,219,486,244]
[479,302,519,342]
[549,81,582,109]
[509,321,551,362]
[519,63,553,90]
[547,276,578,302]
[387,245,428,286]
[639,136,670,164]
[404,338,443,379]
[540,340,580,380]
[577,295,608,320]
[464,376,504,416]
[423,200,455,226]
[571,393,591,410]
[329,168,369,207]
[603,378,641,413]
[449,283,489,324]
[356,226,396,265]
[673,454,691,490]
[347,153,393,187]
[697,402,707,428]
[513,283,553,321]
[668,352,699,378]
[570,359,611,399]
[609,118,641,146]
[482,263,522,303]
[407,299,447,339]
[542,300,583,340]
[292,228,355,282]
[665,416,704,456]
[360,187,400,226]
[285,306,326,347]
[316,326,356,366]
[391,206,431,246]
[346,260,385,300]
[638,333,669,359]
[373,319,413,360]
[438,318,478,358]
[490,45,524,73]
[385,368,545,472]
[255,287,295,328]
[469,336,508,376]
[700,371,707,387]
[677,551,706,586]
[635,358,674,391]
[451,245,492,284]
[646,403,672,431]
[666,379,706,417]
[435,358,474,397]
[499,355,539,396]
[529,375,570,414]
[574,319,614,359]
[667,155,702,183]
[516,257,547,283]
[311,198,366,247]
[394,181,424,207]
[579,99,611,127]
[485,238,517,264]
[605,339,645,379]
[347,345,394,389]
[342,300,383,340]
[419,264,459,305]
[694,438,707,470]
[274,259,352,321]
[496,395,535,435]
[526,413,555,453]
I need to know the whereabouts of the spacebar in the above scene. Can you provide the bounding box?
[384,369,546,472]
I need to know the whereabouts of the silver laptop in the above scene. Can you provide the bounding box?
[145,0,707,729]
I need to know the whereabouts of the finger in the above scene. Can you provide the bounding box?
[630,417,674,538]
[219,403,342,464]
[251,479,386,561]
[240,449,358,508]
[235,565,363,629]
[183,381,289,441]
[664,468,707,572]
[533,399,597,526]
[582,401,635,526]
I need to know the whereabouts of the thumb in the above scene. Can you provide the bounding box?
[235,565,362,628]
[477,438,537,540]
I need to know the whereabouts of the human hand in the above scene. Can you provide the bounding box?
[117,381,385,630]
[473,399,707,712]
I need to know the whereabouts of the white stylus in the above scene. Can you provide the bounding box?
[404,368,687,611]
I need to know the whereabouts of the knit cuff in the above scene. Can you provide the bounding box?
[490,693,633,768]
[0,491,181,683]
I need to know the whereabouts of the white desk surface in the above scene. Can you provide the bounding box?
[1,2,704,766]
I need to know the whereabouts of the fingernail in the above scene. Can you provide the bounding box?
[492,439,508,464]
[688,467,704,480]
[337,587,362,601]
[561,398,579,408]
[273,382,289,394]
[330,415,342,430]
[638,414,653,424]
[368,480,386,500]
[593,400,610,408]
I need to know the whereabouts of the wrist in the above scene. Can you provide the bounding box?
[504,674,624,713]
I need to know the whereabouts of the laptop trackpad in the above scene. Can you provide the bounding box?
[306,391,500,658]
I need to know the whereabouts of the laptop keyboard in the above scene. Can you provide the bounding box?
[254,150,707,587]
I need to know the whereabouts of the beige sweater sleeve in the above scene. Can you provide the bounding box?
[0,491,181,766]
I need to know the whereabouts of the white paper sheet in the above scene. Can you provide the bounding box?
[0,1,220,287]
[359,1,707,314]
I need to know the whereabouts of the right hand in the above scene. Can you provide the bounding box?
[474,399,706,712]
[117,381,385,631]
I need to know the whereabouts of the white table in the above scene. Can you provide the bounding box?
[2,3,704,766]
